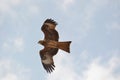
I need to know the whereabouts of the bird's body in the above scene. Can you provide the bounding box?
[38,19,71,73]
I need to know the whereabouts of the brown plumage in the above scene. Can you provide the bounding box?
[38,19,71,73]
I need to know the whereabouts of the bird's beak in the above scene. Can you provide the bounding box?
[38,40,41,44]
[38,40,44,45]
[38,41,40,44]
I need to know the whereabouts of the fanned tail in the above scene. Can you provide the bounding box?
[46,40,71,53]
[57,41,71,53]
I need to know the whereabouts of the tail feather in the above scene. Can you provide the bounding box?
[57,41,71,53]
[46,40,71,53]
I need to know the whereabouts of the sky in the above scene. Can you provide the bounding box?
[0,0,120,80]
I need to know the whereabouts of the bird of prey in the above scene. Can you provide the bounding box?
[38,19,71,73]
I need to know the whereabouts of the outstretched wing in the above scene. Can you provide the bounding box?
[40,19,59,73]
[39,47,58,73]
[41,19,59,41]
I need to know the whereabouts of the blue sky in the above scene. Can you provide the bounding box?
[0,0,120,80]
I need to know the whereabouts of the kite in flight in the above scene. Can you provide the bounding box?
[38,19,71,73]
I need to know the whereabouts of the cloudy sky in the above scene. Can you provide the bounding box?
[0,0,120,80]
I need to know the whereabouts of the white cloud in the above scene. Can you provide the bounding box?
[0,0,40,14]
[108,56,120,70]
[0,0,21,23]
[10,0,21,5]
[84,58,110,80]
[0,0,21,13]
[62,0,75,10]
[83,57,120,80]
[65,0,110,41]
[28,5,40,15]
[80,50,89,60]
[46,52,81,80]
[0,59,31,80]
[106,22,120,33]
[14,37,24,51]
[111,22,120,30]
[1,73,18,80]
[56,0,75,11]
[0,0,40,22]
[80,0,109,37]
[46,50,120,80]
[2,37,24,52]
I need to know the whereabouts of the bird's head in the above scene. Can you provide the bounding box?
[38,40,45,45]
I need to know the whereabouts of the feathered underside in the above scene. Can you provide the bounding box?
[42,58,55,73]
[41,19,59,41]
[40,47,58,73]
[39,19,71,73]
